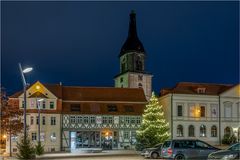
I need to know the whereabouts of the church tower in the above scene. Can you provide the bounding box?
[114,11,153,100]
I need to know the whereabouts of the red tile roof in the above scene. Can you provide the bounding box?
[160,82,234,96]
[10,83,147,102]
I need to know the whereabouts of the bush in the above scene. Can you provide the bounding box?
[16,135,36,160]
[35,141,44,156]
[222,134,237,145]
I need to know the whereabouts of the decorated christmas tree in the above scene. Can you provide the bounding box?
[137,92,170,148]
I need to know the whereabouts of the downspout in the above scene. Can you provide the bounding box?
[171,94,173,139]
[219,95,221,146]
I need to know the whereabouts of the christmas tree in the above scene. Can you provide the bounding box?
[137,92,170,148]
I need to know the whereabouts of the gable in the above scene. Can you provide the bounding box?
[220,84,240,98]
[19,81,57,99]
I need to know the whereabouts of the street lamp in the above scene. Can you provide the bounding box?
[18,63,33,142]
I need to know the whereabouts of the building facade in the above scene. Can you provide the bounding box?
[7,81,147,153]
[159,82,240,145]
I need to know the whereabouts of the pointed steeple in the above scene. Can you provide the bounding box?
[119,10,145,57]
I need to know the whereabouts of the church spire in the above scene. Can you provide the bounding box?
[128,10,138,39]
[119,10,145,57]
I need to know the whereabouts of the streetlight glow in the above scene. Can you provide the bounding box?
[22,67,33,73]
[38,98,44,102]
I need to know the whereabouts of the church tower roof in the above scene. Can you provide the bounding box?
[119,10,145,57]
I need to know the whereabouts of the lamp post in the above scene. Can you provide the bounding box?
[18,63,33,141]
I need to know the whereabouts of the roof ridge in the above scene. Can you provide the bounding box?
[177,82,233,86]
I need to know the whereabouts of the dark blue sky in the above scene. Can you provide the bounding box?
[1,1,239,95]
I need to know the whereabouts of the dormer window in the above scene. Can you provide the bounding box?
[197,88,206,94]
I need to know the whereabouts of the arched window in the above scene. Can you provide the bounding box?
[138,83,142,88]
[200,125,206,137]
[224,127,231,136]
[211,125,217,137]
[177,125,183,137]
[188,125,195,137]
[135,56,143,71]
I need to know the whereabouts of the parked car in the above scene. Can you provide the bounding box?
[208,143,240,160]
[144,143,163,159]
[161,139,219,160]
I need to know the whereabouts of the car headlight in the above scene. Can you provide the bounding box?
[221,154,238,160]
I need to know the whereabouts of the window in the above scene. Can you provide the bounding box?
[108,117,113,124]
[50,132,56,142]
[107,105,118,112]
[42,101,46,109]
[224,127,231,136]
[136,117,141,124]
[177,125,184,137]
[130,117,136,124]
[177,105,183,117]
[135,56,143,71]
[124,131,129,139]
[174,140,195,149]
[138,75,143,81]
[124,105,134,112]
[200,106,205,117]
[70,116,76,123]
[196,141,211,149]
[42,116,45,125]
[188,125,195,137]
[83,116,89,124]
[90,116,96,124]
[125,117,130,124]
[77,116,82,123]
[32,133,37,141]
[200,125,206,137]
[70,104,81,112]
[120,77,123,82]
[138,83,142,88]
[224,102,232,119]
[211,125,217,137]
[50,102,54,109]
[30,116,34,125]
[22,101,24,108]
[36,116,39,125]
[197,88,206,94]
[103,117,108,124]
[51,117,56,125]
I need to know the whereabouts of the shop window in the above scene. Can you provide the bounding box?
[200,125,206,137]
[50,132,56,142]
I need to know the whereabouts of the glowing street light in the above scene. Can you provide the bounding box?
[22,67,33,73]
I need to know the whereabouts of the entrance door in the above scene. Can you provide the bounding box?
[101,131,113,150]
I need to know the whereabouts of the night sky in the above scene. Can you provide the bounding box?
[1,1,239,95]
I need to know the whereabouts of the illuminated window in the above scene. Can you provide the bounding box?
[50,132,56,142]
[200,125,206,137]
[177,125,184,137]
[211,125,217,137]
[188,125,195,137]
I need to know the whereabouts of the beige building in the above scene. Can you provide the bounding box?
[159,82,240,145]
